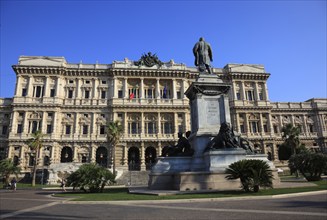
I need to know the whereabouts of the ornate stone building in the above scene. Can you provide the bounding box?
[0,56,326,176]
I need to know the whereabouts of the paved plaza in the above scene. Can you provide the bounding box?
[0,188,326,220]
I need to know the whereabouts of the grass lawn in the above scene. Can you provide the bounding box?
[54,179,327,201]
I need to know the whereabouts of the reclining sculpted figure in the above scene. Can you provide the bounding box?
[206,122,254,154]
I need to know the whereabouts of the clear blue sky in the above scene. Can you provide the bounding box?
[0,0,326,102]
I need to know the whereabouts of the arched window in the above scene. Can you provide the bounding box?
[60,147,73,163]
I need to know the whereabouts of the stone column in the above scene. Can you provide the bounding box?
[244,113,250,135]
[93,78,99,100]
[91,113,96,137]
[27,76,34,97]
[123,145,128,166]
[55,77,61,97]
[124,112,128,136]
[41,112,47,134]
[140,143,145,171]
[140,112,144,137]
[172,79,177,99]
[254,82,259,101]
[264,82,269,101]
[302,115,308,134]
[267,113,274,136]
[124,77,128,99]
[157,142,162,157]
[44,76,50,97]
[73,145,78,162]
[140,78,144,99]
[91,145,96,163]
[15,75,22,97]
[157,112,161,136]
[259,113,264,135]
[52,111,58,138]
[235,113,240,133]
[240,81,246,101]
[23,112,29,134]
[74,113,79,136]
[181,79,187,99]
[156,78,160,99]
[174,112,178,134]
[76,78,82,99]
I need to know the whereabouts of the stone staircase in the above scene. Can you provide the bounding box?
[116,171,150,186]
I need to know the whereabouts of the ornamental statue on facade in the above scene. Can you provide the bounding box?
[134,52,163,67]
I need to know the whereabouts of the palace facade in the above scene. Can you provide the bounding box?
[0,56,326,176]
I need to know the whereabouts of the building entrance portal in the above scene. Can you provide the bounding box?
[96,147,108,167]
[145,146,156,170]
[128,147,140,171]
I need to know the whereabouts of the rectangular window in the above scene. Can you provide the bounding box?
[147,122,156,134]
[164,122,172,134]
[247,91,254,101]
[48,113,53,117]
[50,89,55,97]
[131,122,137,134]
[263,124,268,133]
[100,125,105,134]
[35,86,42,97]
[101,91,106,99]
[85,90,90,99]
[118,90,123,98]
[101,80,107,84]
[273,125,278,134]
[2,125,8,135]
[250,122,258,133]
[236,92,241,100]
[31,121,38,133]
[65,125,71,134]
[85,80,90,84]
[177,91,181,99]
[17,124,23,133]
[83,125,88,134]
[46,124,52,134]
[22,88,27,97]
[309,124,314,133]
[259,92,264,100]
[68,89,73,98]
[69,80,74,84]
[240,124,245,133]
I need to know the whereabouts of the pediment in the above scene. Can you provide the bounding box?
[18,56,66,67]
[227,64,266,73]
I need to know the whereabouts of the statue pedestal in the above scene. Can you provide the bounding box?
[148,74,280,191]
[204,149,247,172]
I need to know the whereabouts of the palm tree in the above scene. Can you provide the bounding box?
[0,159,21,187]
[281,123,301,155]
[106,121,123,176]
[27,130,45,186]
[225,159,273,192]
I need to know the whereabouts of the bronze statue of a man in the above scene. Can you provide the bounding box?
[193,37,213,74]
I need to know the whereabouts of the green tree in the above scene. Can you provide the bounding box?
[288,151,327,181]
[26,130,45,186]
[0,159,21,187]
[106,121,123,176]
[281,124,301,155]
[66,163,115,193]
[225,159,273,192]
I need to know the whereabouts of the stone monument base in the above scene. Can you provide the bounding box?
[148,149,280,191]
[149,171,241,191]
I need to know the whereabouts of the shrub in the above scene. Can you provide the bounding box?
[66,163,115,193]
[288,151,327,181]
[225,159,273,192]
